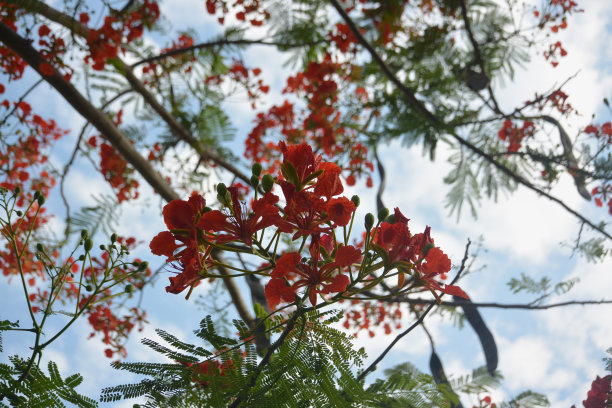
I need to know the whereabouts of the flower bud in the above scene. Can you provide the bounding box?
[364,213,375,230]
[125,284,134,293]
[80,230,88,239]
[99,244,105,250]
[377,207,389,222]
[216,183,227,196]
[252,163,263,177]
[84,238,93,252]
[15,210,22,217]
[13,186,21,195]
[351,195,360,208]
[85,284,93,292]
[36,243,45,253]
[250,175,259,188]
[262,174,274,192]
[78,254,85,261]
[37,194,45,206]
[137,261,149,271]
[33,190,40,200]
[110,233,117,243]
[386,214,395,224]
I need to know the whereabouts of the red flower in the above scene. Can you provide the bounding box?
[197,188,285,245]
[374,208,412,263]
[326,196,356,226]
[149,192,212,297]
[265,237,357,309]
[314,161,343,198]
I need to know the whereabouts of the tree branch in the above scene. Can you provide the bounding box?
[13,0,253,186]
[132,38,326,68]
[0,20,255,331]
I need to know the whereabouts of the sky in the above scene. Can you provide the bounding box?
[1,0,612,406]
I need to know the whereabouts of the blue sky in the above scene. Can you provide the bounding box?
[1,0,612,406]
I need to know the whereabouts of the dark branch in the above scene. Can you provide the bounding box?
[132,38,326,68]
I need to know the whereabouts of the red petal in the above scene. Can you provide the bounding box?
[150,231,178,260]
[335,245,361,267]
[196,210,227,231]
[271,253,301,278]
[323,274,349,293]
[265,278,295,310]
[163,199,195,230]
[442,284,469,299]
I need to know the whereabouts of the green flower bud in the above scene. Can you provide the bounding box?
[262,174,274,192]
[99,244,105,250]
[125,284,134,293]
[250,174,260,188]
[84,238,93,252]
[351,195,360,208]
[15,210,22,217]
[36,243,45,253]
[33,190,40,200]
[216,183,227,197]
[13,186,21,195]
[137,261,149,271]
[364,213,375,230]
[252,162,263,177]
[386,214,395,224]
[378,207,389,222]
[110,233,117,243]
[36,194,45,206]
[85,284,93,292]
[203,206,212,213]
[78,254,85,261]
[80,230,88,239]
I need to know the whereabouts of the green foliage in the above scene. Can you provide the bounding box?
[367,362,458,407]
[499,390,550,408]
[0,358,96,408]
[604,347,612,373]
[70,194,120,238]
[450,365,502,394]
[0,320,20,354]
[101,311,372,407]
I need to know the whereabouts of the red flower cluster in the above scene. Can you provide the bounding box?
[591,186,612,216]
[244,56,375,188]
[204,0,270,26]
[372,207,467,300]
[572,375,612,408]
[543,41,568,67]
[99,143,140,203]
[82,0,160,70]
[585,122,612,145]
[497,119,535,152]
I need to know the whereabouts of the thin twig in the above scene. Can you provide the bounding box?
[132,38,326,68]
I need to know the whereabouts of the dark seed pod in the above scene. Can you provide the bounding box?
[262,174,274,192]
[364,213,375,230]
[252,163,263,177]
